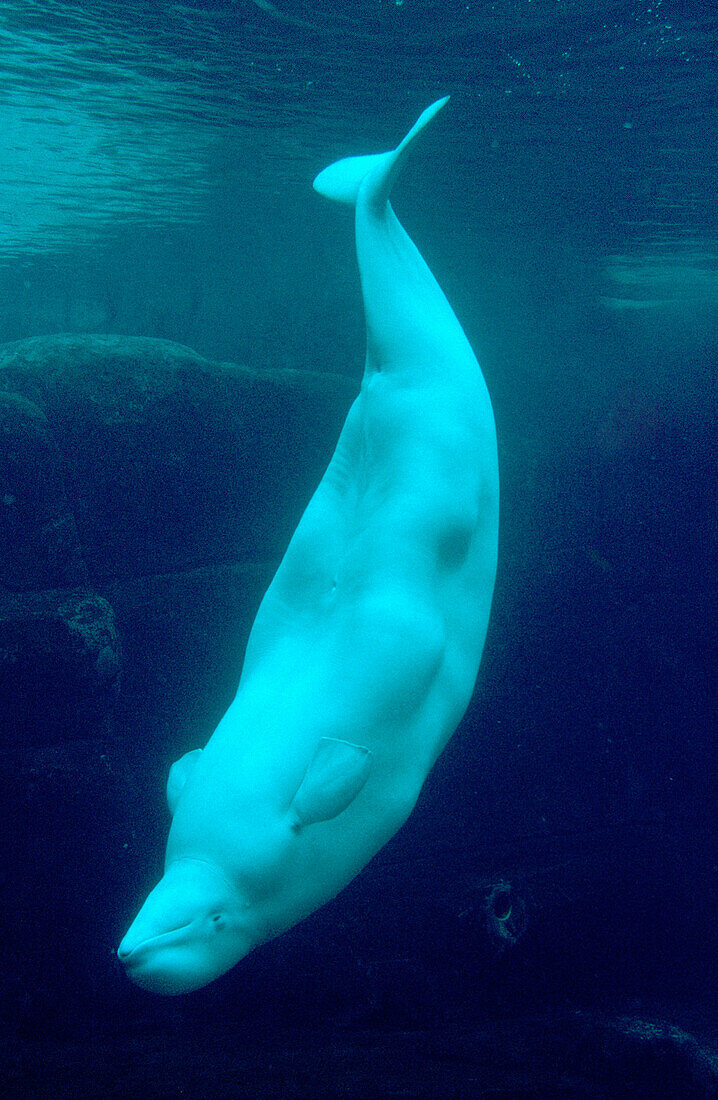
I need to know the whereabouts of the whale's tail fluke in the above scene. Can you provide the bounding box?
[312,96,449,210]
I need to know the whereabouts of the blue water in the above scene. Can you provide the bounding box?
[1,2,715,343]
[1,1,716,1094]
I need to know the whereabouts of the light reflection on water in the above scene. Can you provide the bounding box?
[0,0,715,291]
[0,0,351,258]
[1,2,212,255]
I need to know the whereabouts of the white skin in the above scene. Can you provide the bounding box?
[118,99,499,995]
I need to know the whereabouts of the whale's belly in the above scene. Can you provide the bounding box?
[240,367,498,769]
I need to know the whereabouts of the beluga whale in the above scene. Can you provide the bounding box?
[118,96,499,994]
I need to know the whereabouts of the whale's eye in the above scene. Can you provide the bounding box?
[211,913,226,931]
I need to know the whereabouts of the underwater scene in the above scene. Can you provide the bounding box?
[1,1,716,1096]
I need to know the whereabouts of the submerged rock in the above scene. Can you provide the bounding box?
[0,333,354,584]
[1,333,354,742]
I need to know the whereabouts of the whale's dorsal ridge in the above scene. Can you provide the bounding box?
[290,737,372,830]
[167,748,203,816]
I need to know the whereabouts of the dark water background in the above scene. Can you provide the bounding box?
[1,0,716,1094]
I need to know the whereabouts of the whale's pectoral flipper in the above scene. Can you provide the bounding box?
[167,748,203,816]
[289,737,372,831]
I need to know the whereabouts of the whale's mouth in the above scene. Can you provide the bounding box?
[118,921,192,963]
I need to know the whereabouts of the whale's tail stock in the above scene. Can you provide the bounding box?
[312,96,449,211]
[311,95,475,381]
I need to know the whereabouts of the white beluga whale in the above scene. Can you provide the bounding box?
[118,96,499,995]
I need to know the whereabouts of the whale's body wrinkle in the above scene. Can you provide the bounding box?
[118,97,499,995]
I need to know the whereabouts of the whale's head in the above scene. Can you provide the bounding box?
[117,858,251,995]
[119,736,375,995]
